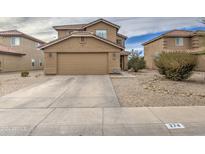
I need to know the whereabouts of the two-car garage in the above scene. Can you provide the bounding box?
[41,33,124,75]
[57,53,108,75]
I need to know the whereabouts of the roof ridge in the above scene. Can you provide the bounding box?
[142,29,195,45]
[53,18,120,30]
[0,29,45,43]
[53,23,86,28]
[0,29,22,34]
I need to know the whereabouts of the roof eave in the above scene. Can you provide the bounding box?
[53,27,84,30]
[40,34,124,50]
[0,51,26,56]
[117,33,127,39]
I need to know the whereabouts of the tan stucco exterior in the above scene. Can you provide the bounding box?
[116,35,126,46]
[85,22,118,43]
[164,37,192,50]
[43,37,121,75]
[56,21,126,46]
[0,36,44,72]
[195,54,205,71]
[143,30,205,71]
[43,19,128,75]
[0,54,22,72]
[58,29,84,38]
[144,38,164,69]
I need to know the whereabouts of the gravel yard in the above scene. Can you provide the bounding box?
[111,70,205,107]
[0,71,51,97]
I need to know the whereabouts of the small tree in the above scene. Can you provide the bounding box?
[128,51,145,72]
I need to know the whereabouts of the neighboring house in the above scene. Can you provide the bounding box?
[0,30,45,72]
[143,30,205,71]
[40,18,129,75]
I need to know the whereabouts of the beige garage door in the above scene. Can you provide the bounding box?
[57,53,108,75]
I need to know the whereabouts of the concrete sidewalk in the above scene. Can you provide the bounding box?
[0,106,205,135]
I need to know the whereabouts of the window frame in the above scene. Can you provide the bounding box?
[116,39,122,45]
[175,37,184,46]
[39,59,43,67]
[31,59,35,67]
[11,37,20,46]
[95,30,107,39]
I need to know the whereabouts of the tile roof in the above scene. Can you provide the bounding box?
[117,33,127,39]
[0,44,26,56]
[83,18,120,29]
[53,18,120,30]
[40,31,124,50]
[0,30,45,44]
[142,30,196,45]
[53,24,87,30]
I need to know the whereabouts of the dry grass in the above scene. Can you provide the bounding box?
[111,69,205,107]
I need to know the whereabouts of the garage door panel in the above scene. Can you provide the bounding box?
[57,53,108,75]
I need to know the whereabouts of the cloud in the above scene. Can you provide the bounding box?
[0,17,204,43]
[0,17,98,42]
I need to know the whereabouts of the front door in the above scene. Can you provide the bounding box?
[120,55,124,70]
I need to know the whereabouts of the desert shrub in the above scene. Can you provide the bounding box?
[128,55,146,72]
[21,71,29,77]
[154,52,197,81]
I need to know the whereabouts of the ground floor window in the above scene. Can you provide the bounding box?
[39,59,42,66]
[31,59,35,67]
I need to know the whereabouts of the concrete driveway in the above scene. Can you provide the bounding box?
[0,75,120,108]
[1,75,205,135]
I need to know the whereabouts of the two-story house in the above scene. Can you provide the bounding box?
[40,18,129,75]
[143,30,205,71]
[0,30,45,72]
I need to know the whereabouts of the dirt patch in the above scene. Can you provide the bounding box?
[111,69,205,107]
[0,71,51,97]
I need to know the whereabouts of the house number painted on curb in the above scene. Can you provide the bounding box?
[165,123,185,129]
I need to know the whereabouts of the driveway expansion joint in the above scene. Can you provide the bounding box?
[28,108,56,136]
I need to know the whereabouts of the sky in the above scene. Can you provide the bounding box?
[0,17,205,54]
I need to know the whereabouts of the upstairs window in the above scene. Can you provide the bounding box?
[11,37,20,46]
[175,38,184,46]
[116,39,122,45]
[96,30,107,39]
